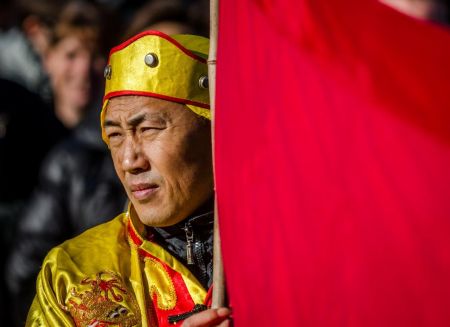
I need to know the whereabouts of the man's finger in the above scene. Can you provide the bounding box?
[182,308,231,327]
[217,318,231,327]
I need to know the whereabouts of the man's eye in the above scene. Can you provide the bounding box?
[107,132,121,139]
[141,126,163,133]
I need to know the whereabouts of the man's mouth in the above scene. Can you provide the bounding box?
[129,183,159,201]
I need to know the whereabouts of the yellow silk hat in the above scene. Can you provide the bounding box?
[101,30,210,142]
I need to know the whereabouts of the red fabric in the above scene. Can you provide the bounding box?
[215,0,450,326]
[127,222,196,326]
[103,90,210,109]
[137,248,196,327]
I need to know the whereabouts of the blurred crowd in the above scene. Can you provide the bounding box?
[0,0,447,326]
[0,0,208,325]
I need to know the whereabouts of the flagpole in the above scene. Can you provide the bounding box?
[208,0,225,309]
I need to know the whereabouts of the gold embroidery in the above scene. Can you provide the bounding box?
[144,257,177,311]
[64,271,141,327]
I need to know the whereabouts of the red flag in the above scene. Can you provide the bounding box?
[215,0,450,325]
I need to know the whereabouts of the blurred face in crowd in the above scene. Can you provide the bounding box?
[104,96,214,227]
[45,34,104,127]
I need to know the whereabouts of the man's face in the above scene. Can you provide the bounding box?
[104,96,213,227]
[45,36,104,112]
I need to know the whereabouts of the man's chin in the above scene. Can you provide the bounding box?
[136,210,184,228]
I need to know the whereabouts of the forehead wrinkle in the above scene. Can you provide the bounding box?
[106,96,183,127]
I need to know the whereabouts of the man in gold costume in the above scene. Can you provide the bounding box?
[26,31,230,327]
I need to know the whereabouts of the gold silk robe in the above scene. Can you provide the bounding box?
[26,209,210,327]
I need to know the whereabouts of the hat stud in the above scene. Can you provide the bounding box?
[104,65,112,80]
[144,53,158,67]
[199,75,209,89]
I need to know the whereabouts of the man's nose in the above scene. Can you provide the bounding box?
[121,137,149,174]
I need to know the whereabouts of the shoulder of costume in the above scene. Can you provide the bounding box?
[44,213,128,263]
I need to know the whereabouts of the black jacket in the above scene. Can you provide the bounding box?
[6,108,127,326]
[0,79,68,326]
[152,199,215,290]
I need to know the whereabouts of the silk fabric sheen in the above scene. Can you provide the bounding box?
[27,209,208,326]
